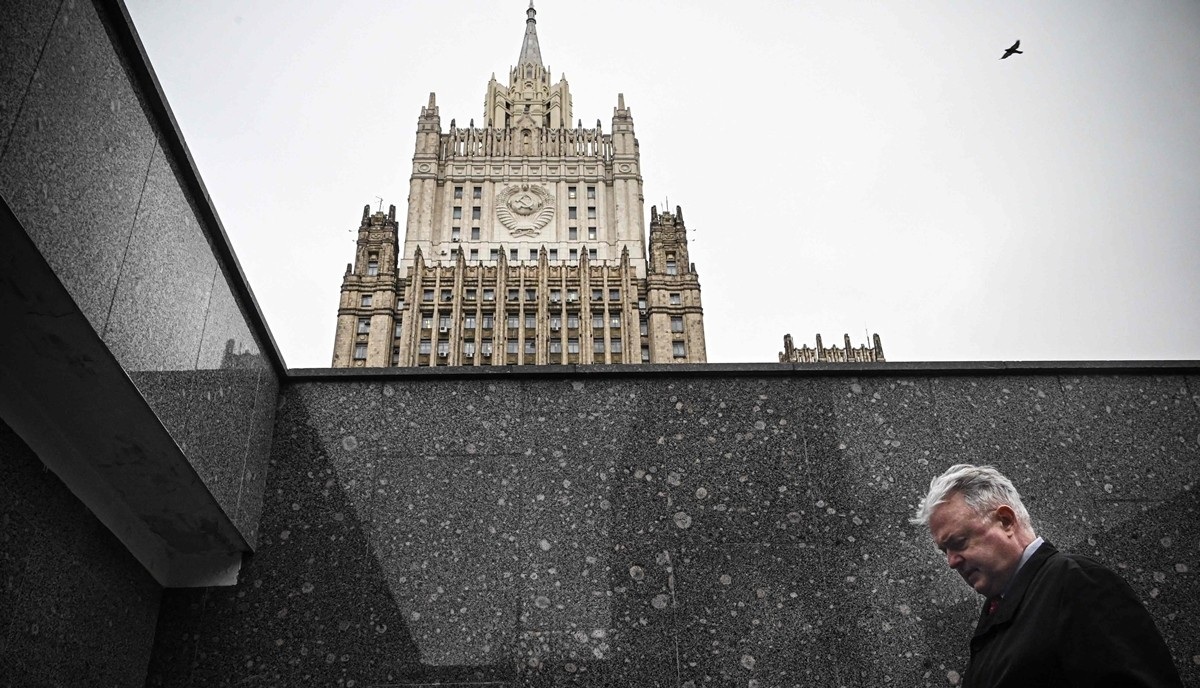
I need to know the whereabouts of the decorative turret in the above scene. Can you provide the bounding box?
[484,1,572,129]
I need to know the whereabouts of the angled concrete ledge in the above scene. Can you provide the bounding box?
[0,197,248,587]
[288,359,1200,381]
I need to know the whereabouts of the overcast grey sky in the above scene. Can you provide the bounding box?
[125,1,1200,367]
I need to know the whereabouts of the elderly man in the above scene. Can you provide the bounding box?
[912,464,1182,688]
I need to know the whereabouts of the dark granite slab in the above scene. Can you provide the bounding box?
[0,0,59,151]
[0,0,156,335]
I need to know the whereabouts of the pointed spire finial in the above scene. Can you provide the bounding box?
[518,1,544,68]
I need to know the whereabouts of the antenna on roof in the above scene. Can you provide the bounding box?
[375,196,384,213]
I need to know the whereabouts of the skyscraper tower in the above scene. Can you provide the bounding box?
[332,3,706,367]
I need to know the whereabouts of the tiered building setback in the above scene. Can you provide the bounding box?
[332,4,706,367]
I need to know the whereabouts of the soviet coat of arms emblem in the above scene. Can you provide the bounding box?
[496,184,555,237]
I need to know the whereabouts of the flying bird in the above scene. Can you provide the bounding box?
[1001,40,1023,59]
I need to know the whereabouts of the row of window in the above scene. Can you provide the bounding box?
[361,292,682,308]
[422,286,626,303]
[354,340,687,361]
[452,185,597,201]
[359,314,682,336]
[419,338,624,356]
[450,227,599,242]
[449,247,600,262]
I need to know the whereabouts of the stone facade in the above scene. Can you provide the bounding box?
[332,4,707,367]
[780,332,886,363]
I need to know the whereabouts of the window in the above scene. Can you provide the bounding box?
[591,289,603,302]
[569,248,579,261]
[463,341,476,356]
[611,338,622,353]
[464,315,477,330]
[437,341,450,357]
[507,288,519,302]
[610,315,621,328]
[439,315,451,330]
[357,317,370,334]
[670,293,682,305]
[394,322,403,338]
[361,294,373,307]
[451,226,461,241]
[507,340,519,354]
[642,346,650,362]
[588,249,598,260]
[524,314,535,330]
[473,186,482,200]
[569,227,578,240]
[482,314,494,330]
[454,186,463,199]
[490,248,500,261]
[472,207,481,220]
[550,289,561,303]
[510,248,518,261]
[549,249,558,261]
[507,314,519,329]
[639,319,648,336]
[567,314,580,329]
[441,289,452,302]
[593,338,605,353]
[567,289,579,302]
[366,261,379,276]
[471,227,480,240]
[524,340,536,354]
[569,208,578,220]
[481,340,493,356]
[587,207,596,220]
[568,186,577,199]
[392,346,400,365]
[550,315,562,330]
[666,260,678,275]
[419,339,432,354]
[673,342,687,358]
[567,338,580,354]
[465,288,477,301]
[529,249,538,260]
[587,186,596,200]
[671,316,684,333]
[638,298,647,312]
[550,340,562,354]
[453,207,462,220]
[587,227,597,240]
[483,288,495,301]
[354,344,367,360]
[592,315,604,329]
[468,249,478,260]
[525,288,536,301]
[421,315,433,330]
[422,289,433,302]
[609,288,620,301]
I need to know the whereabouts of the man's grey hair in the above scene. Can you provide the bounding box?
[910,464,1033,530]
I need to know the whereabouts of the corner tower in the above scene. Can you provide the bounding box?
[332,3,707,367]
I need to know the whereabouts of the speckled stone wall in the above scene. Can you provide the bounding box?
[0,0,279,544]
[148,370,1200,687]
[0,417,161,687]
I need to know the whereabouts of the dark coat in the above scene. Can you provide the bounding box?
[964,541,1182,688]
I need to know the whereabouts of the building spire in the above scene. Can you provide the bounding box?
[518,1,544,68]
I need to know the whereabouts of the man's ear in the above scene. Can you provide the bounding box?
[994,505,1018,531]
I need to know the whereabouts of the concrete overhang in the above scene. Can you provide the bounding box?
[0,196,249,587]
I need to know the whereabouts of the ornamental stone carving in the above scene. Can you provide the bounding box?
[496,183,555,237]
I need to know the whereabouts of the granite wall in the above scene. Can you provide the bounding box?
[0,417,161,687]
[0,0,280,546]
[148,368,1200,687]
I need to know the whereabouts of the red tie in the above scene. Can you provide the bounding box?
[987,597,1001,615]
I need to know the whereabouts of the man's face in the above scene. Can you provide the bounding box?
[928,492,1024,597]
